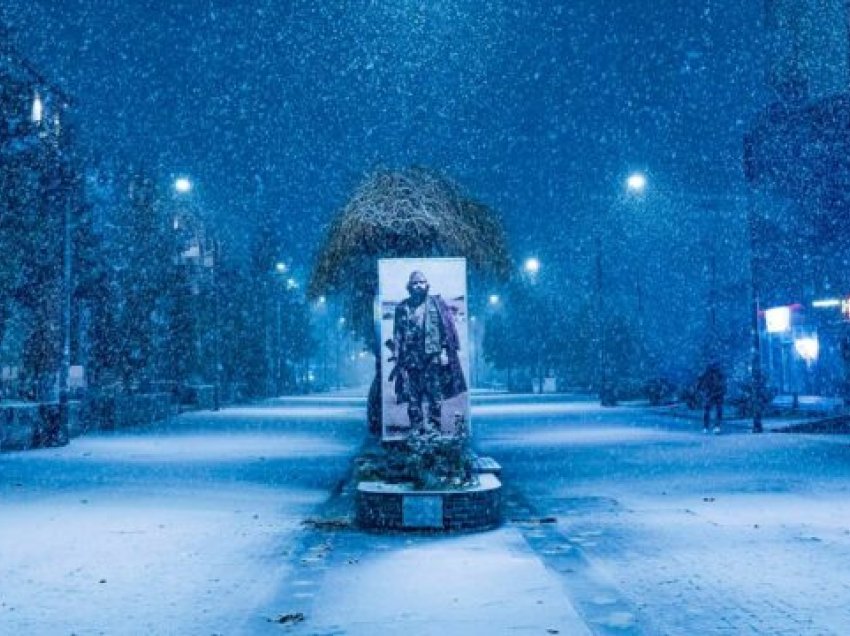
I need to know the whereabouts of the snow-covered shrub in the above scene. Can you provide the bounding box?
[399,428,478,490]
[644,376,677,406]
[729,378,777,417]
[357,421,478,491]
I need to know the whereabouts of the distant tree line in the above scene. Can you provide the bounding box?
[482,280,645,399]
[0,62,78,400]
[0,75,312,403]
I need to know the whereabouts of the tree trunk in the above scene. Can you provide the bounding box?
[367,354,381,436]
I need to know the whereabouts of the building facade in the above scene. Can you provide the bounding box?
[744,0,850,397]
[0,32,78,400]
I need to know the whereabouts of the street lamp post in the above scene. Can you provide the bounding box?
[211,239,221,411]
[594,232,611,404]
[177,177,225,409]
[57,184,72,444]
[336,317,345,390]
[593,171,647,406]
[276,292,282,395]
[173,176,223,409]
[316,295,329,390]
[273,262,288,395]
[747,192,764,433]
[268,262,285,396]
[523,258,546,392]
[51,123,75,443]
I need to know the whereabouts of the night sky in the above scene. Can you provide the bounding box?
[2,1,770,267]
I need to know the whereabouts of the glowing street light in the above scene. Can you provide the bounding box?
[488,294,501,306]
[625,171,647,194]
[523,257,540,275]
[275,261,288,274]
[32,92,43,123]
[174,177,192,194]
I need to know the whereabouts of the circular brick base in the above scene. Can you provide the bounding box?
[356,473,502,532]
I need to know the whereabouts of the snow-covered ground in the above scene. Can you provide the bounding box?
[0,398,364,635]
[477,401,850,635]
[280,528,593,636]
[3,394,849,635]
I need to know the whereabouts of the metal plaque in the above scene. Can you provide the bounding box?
[402,495,444,528]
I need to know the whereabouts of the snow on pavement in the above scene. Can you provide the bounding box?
[263,527,592,636]
[4,393,850,635]
[478,399,850,635]
[0,402,364,636]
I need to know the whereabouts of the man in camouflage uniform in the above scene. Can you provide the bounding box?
[390,271,466,432]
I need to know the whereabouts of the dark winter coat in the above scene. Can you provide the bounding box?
[697,364,727,404]
[389,294,467,404]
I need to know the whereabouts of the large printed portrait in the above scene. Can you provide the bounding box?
[378,258,470,441]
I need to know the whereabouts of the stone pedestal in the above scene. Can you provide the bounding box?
[356,473,502,532]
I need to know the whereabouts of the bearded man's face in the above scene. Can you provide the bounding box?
[408,273,429,300]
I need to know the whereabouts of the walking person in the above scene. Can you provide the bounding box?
[697,362,726,434]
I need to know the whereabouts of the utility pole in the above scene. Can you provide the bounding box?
[748,192,764,433]
[594,233,613,405]
[57,178,72,445]
[212,239,221,411]
[276,294,282,395]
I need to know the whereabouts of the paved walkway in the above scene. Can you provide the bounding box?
[476,399,850,636]
[274,395,850,635]
[255,477,640,635]
[265,525,593,636]
[4,393,850,634]
[655,393,850,433]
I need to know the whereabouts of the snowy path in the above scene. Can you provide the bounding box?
[0,398,364,635]
[477,400,850,635]
[292,527,592,636]
[4,394,850,635]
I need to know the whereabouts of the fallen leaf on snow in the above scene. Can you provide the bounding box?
[269,612,305,625]
[303,517,352,530]
[509,516,557,525]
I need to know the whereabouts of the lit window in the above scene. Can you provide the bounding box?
[764,306,791,333]
[794,335,819,364]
